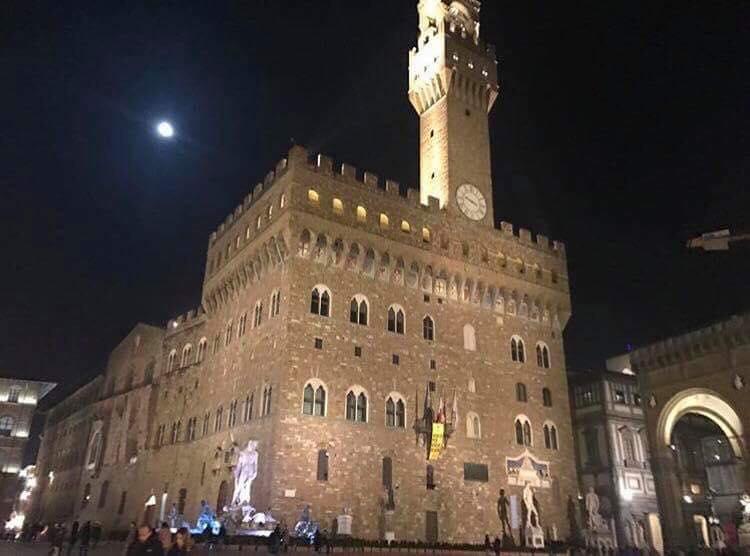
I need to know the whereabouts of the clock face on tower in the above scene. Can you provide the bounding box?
[456,183,487,221]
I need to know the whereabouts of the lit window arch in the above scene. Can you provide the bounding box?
[536,342,551,368]
[466,411,481,439]
[514,415,533,446]
[238,312,248,336]
[356,205,367,222]
[463,324,476,351]
[516,382,528,402]
[345,386,368,423]
[310,285,331,317]
[308,189,320,205]
[511,336,526,363]
[181,344,193,368]
[543,421,559,450]
[302,379,328,417]
[280,194,287,209]
[379,213,389,228]
[197,338,208,363]
[349,294,369,326]
[167,350,177,373]
[422,315,435,341]
[422,227,431,243]
[0,416,14,437]
[385,392,406,428]
[387,304,405,334]
[401,220,411,233]
[332,198,344,215]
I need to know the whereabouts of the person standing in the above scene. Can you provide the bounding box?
[158,522,172,552]
[166,530,189,555]
[78,521,91,556]
[67,521,80,556]
[122,522,137,556]
[129,525,164,555]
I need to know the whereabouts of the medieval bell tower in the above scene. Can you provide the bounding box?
[409,0,499,226]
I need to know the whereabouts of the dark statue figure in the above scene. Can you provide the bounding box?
[496,488,515,547]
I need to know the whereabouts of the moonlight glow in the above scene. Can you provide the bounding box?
[156,121,174,138]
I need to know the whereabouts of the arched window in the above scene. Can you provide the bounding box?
[308,189,319,205]
[332,198,344,215]
[387,305,405,334]
[356,206,367,222]
[87,431,103,466]
[345,387,368,423]
[310,286,331,317]
[516,383,528,402]
[196,338,208,363]
[238,312,247,336]
[280,194,287,209]
[243,394,254,422]
[349,295,369,326]
[422,227,431,243]
[463,324,476,351]
[0,416,14,437]
[302,381,327,417]
[228,400,238,427]
[511,336,526,363]
[466,412,481,439]
[317,449,329,481]
[401,220,411,233]
[254,300,264,327]
[225,320,233,346]
[181,344,193,368]
[542,388,552,407]
[299,229,311,257]
[515,416,532,446]
[536,343,551,368]
[214,407,223,432]
[167,350,177,373]
[385,394,406,428]
[270,290,281,317]
[544,423,559,450]
[261,386,272,416]
[379,213,389,228]
[422,315,435,341]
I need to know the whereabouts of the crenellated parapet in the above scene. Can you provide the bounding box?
[165,307,207,337]
[631,313,750,372]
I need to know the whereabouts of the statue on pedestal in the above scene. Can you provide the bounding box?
[523,483,544,548]
[496,489,512,536]
[585,487,604,530]
[232,440,259,507]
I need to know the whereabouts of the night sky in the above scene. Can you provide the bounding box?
[2,1,749,406]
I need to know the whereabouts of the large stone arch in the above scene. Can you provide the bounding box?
[656,387,744,457]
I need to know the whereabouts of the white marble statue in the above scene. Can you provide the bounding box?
[232,440,259,506]
[523,482,540,528]
[585,487,603,530]
[741,493,750,522]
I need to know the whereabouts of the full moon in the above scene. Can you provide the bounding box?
[156,121,174,138]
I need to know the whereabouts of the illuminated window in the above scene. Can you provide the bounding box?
[308,189,319,205]
[7,387,20,404]
[197,338,207,363]
[280,194,286,208]
[356,205,367,222]
[245,225,251,240]
[235,235,240,249]
[422,227,431,243]
[181,344,193,368]
[379,213,389,228]
[167,350,177,373]
[401,220,411,233]
[0,416,14,437]
[332,198,344,215]
[267,204,273,219]
[256,215,262,230]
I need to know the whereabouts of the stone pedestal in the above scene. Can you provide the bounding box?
[738,524,750,548]
[336,514,352,536]
[525,525,544,548]
[583,527,616,551]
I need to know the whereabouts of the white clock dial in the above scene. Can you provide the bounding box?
[456,183,487,221]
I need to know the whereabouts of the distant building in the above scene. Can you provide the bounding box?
[632,314,750,551]
[569,356,662,552]
[0,378,56,524]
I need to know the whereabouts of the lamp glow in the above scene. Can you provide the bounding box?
[156,121,175,138]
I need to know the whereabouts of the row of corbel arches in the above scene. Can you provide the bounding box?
[203,233,289,312]
[298,228,562,329]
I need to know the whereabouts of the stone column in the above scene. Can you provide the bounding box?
[652,452,690,549]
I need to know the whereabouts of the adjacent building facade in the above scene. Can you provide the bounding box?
[0,378,56,524]
[569,356,662,552]
[633,314,750,551]
[34,0,579,543]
